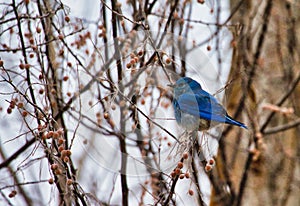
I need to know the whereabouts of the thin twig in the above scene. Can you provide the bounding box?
[260,71,300,133]
[0,138,36,170]
[263,118,300,135]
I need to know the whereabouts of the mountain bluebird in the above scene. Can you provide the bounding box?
[169,77,247,131]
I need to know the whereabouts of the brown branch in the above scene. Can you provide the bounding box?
[145,0,157,15]
[0,146,33,205]
[12,0,41,126]
[260,71,300,133]
[191,152,206,206]
[263,118,300,135]
[234,149,254,206]
[100,0,141,25]
[117,91,179,143]
[110,1,128,206]
[0,138,36,170]
[162,166,180,206]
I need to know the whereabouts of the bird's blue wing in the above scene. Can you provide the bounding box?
[176,93,227,123]
[176,93,247,128]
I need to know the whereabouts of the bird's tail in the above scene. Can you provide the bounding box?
[225,116,248,129]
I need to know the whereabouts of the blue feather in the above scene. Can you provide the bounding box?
[171,77,248,130]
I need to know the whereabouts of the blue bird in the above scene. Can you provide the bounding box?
[169,77,247,131]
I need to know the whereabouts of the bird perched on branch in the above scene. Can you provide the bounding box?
[169,77,247,131]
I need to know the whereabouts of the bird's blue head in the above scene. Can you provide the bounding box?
[170,77,202,97]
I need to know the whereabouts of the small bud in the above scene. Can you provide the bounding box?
[66,179,73,185]
[8,190,17,198]
[39,88,44,94]
[205,165,212,172]
[22,111,28,117]
[130,53,135,58]
[208,158,215,165]
[165,58,171,65]
[58,146,64,152]
[9,101,15,109]
[47,131,54,138]
[173,11,178,19]
[36,27,41,33]
[55,169,62,175]
[185,172,190,179]
[53,132,59,139]
[65,150,72,156]
[119,100,126,107]
[24,64,30,69]
[175,168,181,175]
[51,88,56,94]
[65,16,70,22]
[63,156,69,163]
[19,63,25,70]
[48,178,54,184]
[58,138,64,145]
[183,152,189,159]
[29,37,34,44]
[126,63,131,69]
[231,40,237,48]
[59,49,64,56]
[17,102,24,109]
[32,45,37,51]
[170,171,176,178]
[63,76,69,81]
[57,128,64,135]
[138,50,144,57]
[7,108,12,114]
[177,162,184,169]
[58,34,64,40]
[51,164,58,170]
[130,59,136,65]
[104,112,109,119]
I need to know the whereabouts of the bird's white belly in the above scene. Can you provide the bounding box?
[179,112,200,131]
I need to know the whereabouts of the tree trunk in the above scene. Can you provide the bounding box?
[210,0,300,205]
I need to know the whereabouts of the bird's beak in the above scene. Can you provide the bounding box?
[167,83,175,88]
